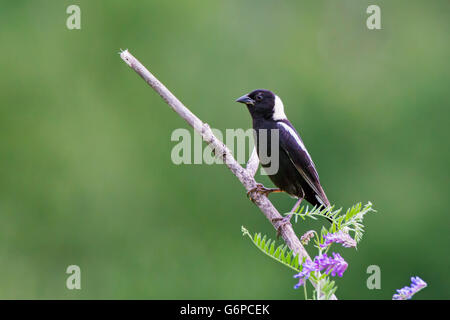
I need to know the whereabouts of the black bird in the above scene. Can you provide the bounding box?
[236,89,330,214]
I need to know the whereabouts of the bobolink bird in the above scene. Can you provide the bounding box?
[236,89,330,214]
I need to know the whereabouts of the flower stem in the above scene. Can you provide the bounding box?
[303,282,308,300]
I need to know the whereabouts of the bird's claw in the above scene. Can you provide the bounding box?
[272,214,293,239]
[247,184,281,201]
[247,184,272,202]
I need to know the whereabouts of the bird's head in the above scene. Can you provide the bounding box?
[235,89,286,121]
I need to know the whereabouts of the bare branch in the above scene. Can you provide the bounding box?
[119,49,336,299]
[246,147,259,177]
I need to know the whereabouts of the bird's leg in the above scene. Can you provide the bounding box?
[247,183,282,202]
[272,195,304,239]
[290,196,304,213]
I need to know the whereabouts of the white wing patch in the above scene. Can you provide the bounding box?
[279,122,325,203]
[272,95,287,120]
[278,122,310,157]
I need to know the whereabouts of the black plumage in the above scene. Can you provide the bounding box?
[236,89,330,212]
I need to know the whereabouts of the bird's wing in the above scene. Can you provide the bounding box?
[276,121,330,207]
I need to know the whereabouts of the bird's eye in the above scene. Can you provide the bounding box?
[255,95,263,101]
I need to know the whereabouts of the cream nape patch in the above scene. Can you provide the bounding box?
[272,95,287,120]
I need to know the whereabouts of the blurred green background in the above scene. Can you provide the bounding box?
[0,0,448,299]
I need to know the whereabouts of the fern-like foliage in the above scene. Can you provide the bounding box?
[241,226,304,272]
[288,201,375,243]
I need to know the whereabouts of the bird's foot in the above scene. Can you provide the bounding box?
[247,184,281,202]
[272,214,293,239]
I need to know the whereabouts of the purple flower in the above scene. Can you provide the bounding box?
[293,253,348,289]
[293,259,316,289]
[320,231,356,248]
[316,253,348,277]
[393,277,427,300]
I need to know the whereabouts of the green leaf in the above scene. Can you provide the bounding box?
[241,227,301,272]
[260,235,267,249]
[269,242,275,255]
[292,254,300,269]
[286,251,292,265]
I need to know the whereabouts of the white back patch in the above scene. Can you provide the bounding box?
[279,122,309,155]
[272,95,287,120]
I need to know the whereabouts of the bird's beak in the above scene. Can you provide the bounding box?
[235,94,254,106]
